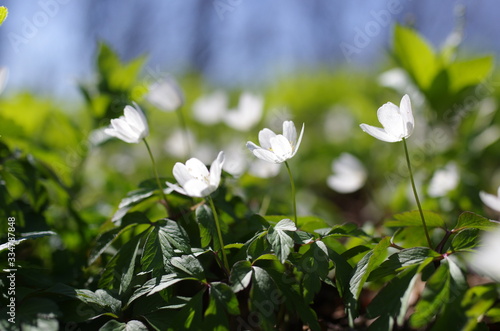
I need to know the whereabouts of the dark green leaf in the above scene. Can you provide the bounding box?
[100,319,149,331]
[249,266,278,330]
[451,228,481,252]
[297,241,330,302]
[453,211,498,231]
[161,219,191,253]
[230,260,253,293]
[171,255,205,281]
[195,204,217,249]
[386,210,446,228]
[246,231,271,260]
[204,282,240,329]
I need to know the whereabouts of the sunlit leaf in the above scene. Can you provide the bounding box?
[386,210,446,228]
[230,260,253,293]
[267,219,297,263]
[453,211,498,231]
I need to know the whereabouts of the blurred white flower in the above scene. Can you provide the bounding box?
[469,227,500,282]
[327,153,367,194]
[323,107,355,143]
[247,120,304,164]
[248,159,281,178]
[360,94,414,143]
[146,76,184,112]
[0,67,8,95]
[480,186,500,213]
[104,103,149,144]
[378,68,424,107]
[428,163,459,198]
[164,128,195,158]
[222,142,249,177]
[224,92,263,131]
[192,91,227,125]
[167,151,224,198]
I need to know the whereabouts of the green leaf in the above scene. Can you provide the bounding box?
[249,266,278,331]
[204,282,240,330]
[461,284,499,331]
[349,237,391,299]
[161,219,191,253]
[0,6,7,25]
[0,230,56,252]
[447,56,494,93]
[126,274,182,306]
[195,204,217,249]
[98,232,143,295]
[369,247,440,281]
[367,265,420,325]
[393,24,438,90]
[450,228,481,252]
[89,222,142,265]
[453,211,497,231]
[230,260,253,293]
[326,247,353,298]
[324,222,364,237]
[100,319,149,331]
[297,241,330,302]
[267,219,296,263]
[171,255,205,281]
[246,231,271,260]
[386,210,446,228]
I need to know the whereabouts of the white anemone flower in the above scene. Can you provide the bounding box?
[469,227,500,282]
[480,186,500,213]
[104,103,149,144]
[192,91,227,125]
[0,67,8,95]
[167,152,224,198]
[224,92,263,131]
[360,94,414,143]
[327,153,367,194]
[246,121,304,164]
[428,163,459,198]
[146,76,184,112]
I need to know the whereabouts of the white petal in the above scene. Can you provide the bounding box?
[183,179,212,198]
[146,78,184,112]
[185,158,210,182]
[327,175,364,194]
[246,141,261,152]
[258,128,276,150]
[291,123,304,157]
[359,124,401,143]
[399,94,414,137]
[209,151,225,187]
[480,191,500,212]
[377,102,405,139]
[282,121,297,145]
[249,159,281,178]
[108,118,140,143]
[193,91,227,125]
[224,93,263,131]
[172,162,193,187]
[124,104,149,138]
[166,182,188,196]
[270,135,292,161]
[252,148,281,163]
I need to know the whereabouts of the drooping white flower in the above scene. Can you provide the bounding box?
[327,153,367,194]
[146,76,184,112]
[0,67,8,95]
[360,94,414,143]
[224,92,263,131]
[428,163,459,198]
[167,152,224,198]
[192,91,227,125]
[104,103,149,144]
[246,121,304,164]
[480,186,500,213]
[469,227,500,282]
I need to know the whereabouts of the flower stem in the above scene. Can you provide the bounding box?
[143,138,170,216]
[402,138,432,248]
[207,196,229,273]
[176,107,191,158]
[284,161,298,227]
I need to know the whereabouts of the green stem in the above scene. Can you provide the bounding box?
[284,161,298,226]
[143,138,170,216]
[176,107,191,157]
[207,196,229,273]
[402,138,432,248]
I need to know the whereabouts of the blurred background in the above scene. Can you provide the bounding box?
[0,0,499,99]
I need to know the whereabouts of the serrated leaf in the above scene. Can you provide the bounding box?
[350,237,391,299]
[195,204,217,249]
[126,274,179,306]
[451,228,481,252]
[100,319,149,331]
[171,255,205,281]
[267,219,296,263]
[161,219,191,253]
[230,260,253,293]
[386,210,446,228]
[298,241,330,302]
[393,24,438,90]
[453,211,497,231]
[369,247,440,281]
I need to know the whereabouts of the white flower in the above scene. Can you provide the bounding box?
[327,153,367,194]
[248,159,281,178]
[428,163,459,198]
[224,92,263,131]
[146,76,184,112]
[167,152,224,198]
[469,227,500,282]
[246,121,304,164]
[0,67,8,95]
[360,94,414,143]
[222,142,249,177]
[104,103,149,143]
[480,186,500,213]
[192,91,227,125]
